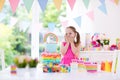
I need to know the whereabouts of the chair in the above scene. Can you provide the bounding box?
[0,49,5,70]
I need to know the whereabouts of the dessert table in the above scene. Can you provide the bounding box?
[0,67,119,80]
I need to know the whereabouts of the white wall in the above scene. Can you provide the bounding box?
[66,0,120,45]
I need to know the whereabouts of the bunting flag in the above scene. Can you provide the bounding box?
[98,3,107,15]
[83,0,90,9]
[53,0,62,10]
[73,16,81,27]
[61,20,68,27]
[110,0,114,3]
[9,0,20,14]
[48,22,55,31]
[86,10,94,21]
[114,0,119,5]
[99,0,105,4]
[0,0,5,12]
[38,0,48,12]
[23,0,34,13]
[67,0,76,10]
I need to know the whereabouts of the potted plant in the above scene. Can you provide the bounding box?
[28,58,39,68]
[13,55,28,68]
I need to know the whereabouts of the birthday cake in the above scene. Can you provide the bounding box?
[41,52,61,72]
[44,32,58,53]
[41,32,61,72]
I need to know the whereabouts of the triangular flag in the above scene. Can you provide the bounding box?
[67,0,76,10]
[38,0,48,12]
[114,0,119,5]
[53,0,62,11]
[99,0,105,4]
[110,0,114,3]
[86,10,94,21]
[48,22,55,31]
[0,0,5,12]
[98,3,107,14]
[83,0,90,9]
[23,0,34,13]
[61,20,68,27]
[9,0,20,14]
[74,16,81,27]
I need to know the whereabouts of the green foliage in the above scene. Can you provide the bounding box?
[0,24,14,66]
[40,2,66,28]
[10,27,29,55]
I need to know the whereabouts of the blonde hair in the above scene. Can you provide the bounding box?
[66,26,80,47]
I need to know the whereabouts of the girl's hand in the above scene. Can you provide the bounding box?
[68,37,74,43]
[65,35,69,42]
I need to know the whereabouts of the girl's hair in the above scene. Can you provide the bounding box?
[67,26,80,47]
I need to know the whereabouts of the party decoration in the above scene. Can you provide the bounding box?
[98,3,107,14]
[44,32,58,43]
[67,0,76,10]
[86,10,94,21]
[99,0,105,4]
[73,16,81,27]
[61,20,68,27]
[83,0,90,9]
[48,22,55,31]
[23,0,34,12]
[0,0,5,12]
[53,0,62,10]
[9,0,20,14]
[114,0,119,5]
[38,0,48,12]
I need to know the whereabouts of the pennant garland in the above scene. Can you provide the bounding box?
[61,20,68,27]
[48,22,55,31]
[38,0,48,12]
[74,16,81,27]
[114,0,119,5]
[23,0,34,13]
[98,3,107,14]
[67,0,76,10]
[0,0,5,12]
[86,10,94,21]
[9,0,20,14]
[110,0,114,3]
[99,0,105,4]
[83,0,90,9]
[53,0,62,11]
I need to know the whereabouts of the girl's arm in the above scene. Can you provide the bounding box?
[70,42,80,57]
[60,42,69,56]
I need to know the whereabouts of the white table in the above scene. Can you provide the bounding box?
[0,67,119,80]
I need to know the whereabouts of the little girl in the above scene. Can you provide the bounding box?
[60,26,81,65]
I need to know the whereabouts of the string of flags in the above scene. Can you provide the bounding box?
[0,0,120,29]
[0,0,119,13]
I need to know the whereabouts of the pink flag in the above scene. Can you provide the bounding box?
[9,0,20,14]
[86,10,94,21]
[61,20,68,27]
[67,0,76,10]
[110,0,114,3]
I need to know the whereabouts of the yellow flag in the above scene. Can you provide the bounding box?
[53,0,62,10]
[0,0,5,11]
[114,0,119,5]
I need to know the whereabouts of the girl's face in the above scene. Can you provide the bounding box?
[65,28,76,38]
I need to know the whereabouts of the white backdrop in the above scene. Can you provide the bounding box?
[66,0,120,45]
